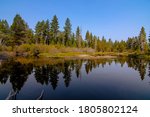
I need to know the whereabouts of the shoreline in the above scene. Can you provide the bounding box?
[62,54,117,59]
[0,51,149,61]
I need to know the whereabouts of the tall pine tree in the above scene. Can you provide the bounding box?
[0,19,10,45]
[139,27,147,52]
[76,26,82,48]
[50,15,59,44]
[11,14,28,46]
[44,20,50,45]
[64,18,72,46]
[85,30,90,47]
[35,21,44,44]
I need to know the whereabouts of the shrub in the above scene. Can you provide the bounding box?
[16,44,31,53]
[0,46,12,52]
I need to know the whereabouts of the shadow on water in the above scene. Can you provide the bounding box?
[0,57,150,99]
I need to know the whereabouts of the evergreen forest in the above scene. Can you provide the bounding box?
[0,14,150,58]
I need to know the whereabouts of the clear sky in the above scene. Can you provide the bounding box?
[0,0,150,41]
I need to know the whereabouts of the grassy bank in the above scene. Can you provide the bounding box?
[0,44,150,59]
[0,44,94,59]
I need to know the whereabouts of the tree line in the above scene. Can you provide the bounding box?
[0,14,150,52]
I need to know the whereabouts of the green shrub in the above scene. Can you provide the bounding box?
[0,46,12,52]
[16,44,31,53]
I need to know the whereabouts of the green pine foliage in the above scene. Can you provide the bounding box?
[50,15,59,43]
[139,27,147,52]
[64,18,72,46]
[76,26,82,48]
[0,19,10,45]
[35,20,50,44]
[11,14,28,46]
[85,30,90,47]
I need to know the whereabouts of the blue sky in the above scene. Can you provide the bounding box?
[0,0,150,41]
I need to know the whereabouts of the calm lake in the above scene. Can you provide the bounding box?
[0,57,150,100]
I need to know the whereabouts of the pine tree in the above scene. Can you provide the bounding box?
[40,20,47,44]
[118,40,126,52]
[89,33,93,48]
[0,19,10,45]
[93,35,97,50]
[113,40,119,52]
[108,38,113,52]
[0,20,9,33]
[76,26,82,48]
[34,21,44,44]
[139,27,147,52]
[71,33,76,47]
[25,29,34,44]
[57,31,65,45]
[64,18,72,46]
[11,14,28,46]
[50,15,59,43]
[133,36,140,51]
[101,36,107,52]
[97,38,101,52]
[34,20,50,44]
[127,36,141,52]
[44,20,50,45]
[85,30,90,47]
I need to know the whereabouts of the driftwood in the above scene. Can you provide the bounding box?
[36,90,44,100]
[5,89,44,100]
[5,90,17,100]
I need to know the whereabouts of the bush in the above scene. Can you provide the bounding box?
[16,44,31,53]
[0,44,96,58]
[0,45,12,52]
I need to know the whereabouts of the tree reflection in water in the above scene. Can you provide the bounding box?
[126,58,147,80]
[0,59,33,93]
[0,58,150,93]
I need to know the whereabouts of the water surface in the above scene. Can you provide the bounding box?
[0,58,150,100]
